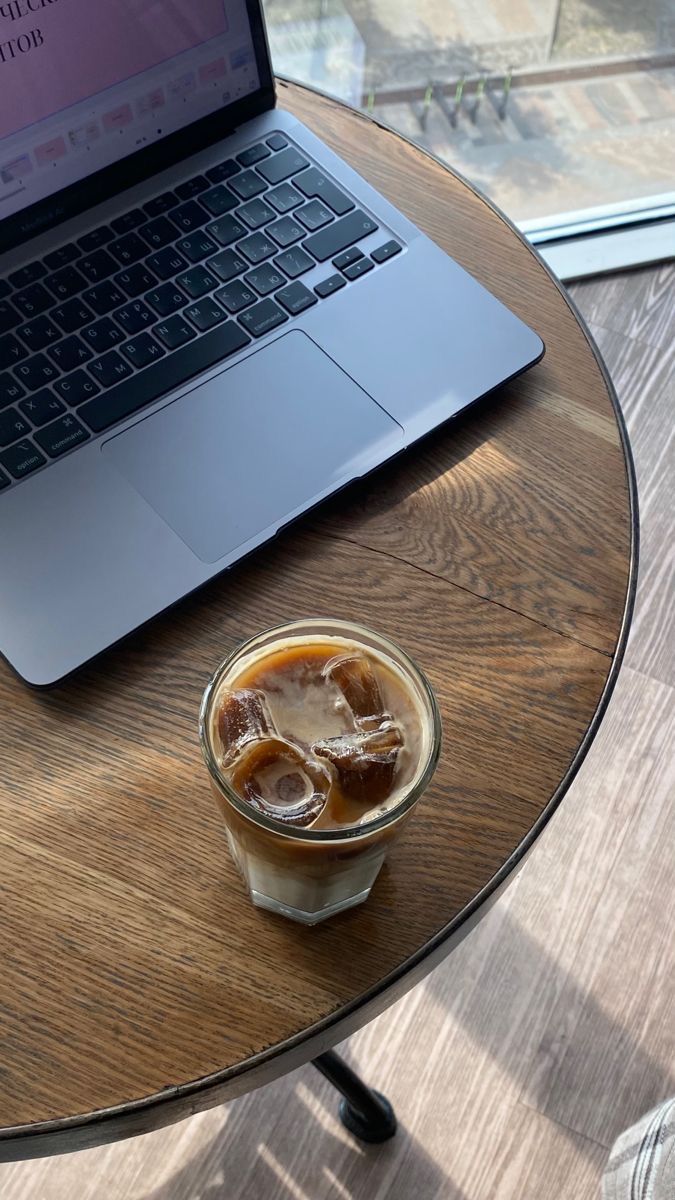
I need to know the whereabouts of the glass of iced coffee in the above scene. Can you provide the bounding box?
[199,619,441,925]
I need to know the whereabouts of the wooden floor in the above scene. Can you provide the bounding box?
[1,264,673,1199]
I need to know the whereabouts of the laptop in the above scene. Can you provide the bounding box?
[0,1,544,686]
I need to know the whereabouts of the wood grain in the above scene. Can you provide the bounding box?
[1,661,670,1196]
[572,265,675,352]
[582,322,675,687]
[502,665,674,1147]
[0,81,634,1156]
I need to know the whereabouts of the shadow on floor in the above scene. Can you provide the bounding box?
[140,1059,469,1200]
[137,896,675,1197]
[424,905,675,1151]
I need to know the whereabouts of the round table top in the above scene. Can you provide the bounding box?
[0,80,636,1159]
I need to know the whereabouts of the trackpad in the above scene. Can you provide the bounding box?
[102,331,404,563]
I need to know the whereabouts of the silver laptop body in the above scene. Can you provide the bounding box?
[0,1,543,685]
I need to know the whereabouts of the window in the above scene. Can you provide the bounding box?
[264,0,675,276]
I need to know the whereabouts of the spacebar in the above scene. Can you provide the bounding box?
[79,322,251,434]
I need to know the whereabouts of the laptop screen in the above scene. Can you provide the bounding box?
[0,0,265,226]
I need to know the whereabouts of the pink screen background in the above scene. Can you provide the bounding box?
[0,0,228,140]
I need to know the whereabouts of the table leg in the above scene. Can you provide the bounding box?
[312,1050,397,1142]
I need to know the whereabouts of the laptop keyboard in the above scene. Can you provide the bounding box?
[0,133,403,492]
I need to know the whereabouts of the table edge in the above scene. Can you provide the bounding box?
[0,84,640,1161]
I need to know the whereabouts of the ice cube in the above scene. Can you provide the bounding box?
[217,688,275,766]
[313,724,402,805]
[230,737,331,827]
[324,653,392,732]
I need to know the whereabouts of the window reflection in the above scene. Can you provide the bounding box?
[264,0,675,221]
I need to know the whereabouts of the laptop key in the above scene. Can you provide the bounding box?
[53,369,100,406]
[372,240,402,264]
[239,232,276,265]
[257,148,309,186]
[8,261,46,288]
[79,321,251,433]
[34,413,89,458]
[83,280,126,315]
[208,248,247,283]
[78,249,118,284]
[237,142,271,167]
[176,175,210,200]
[274,246,314,279]
[0,408,32,447]
[267,182,303,214]
[155,315,196,350]
[293,167,354,215]
[111,208,146,234]
[0,467,9,489]
[0,280,10,299]
[170,200,210,233]
[114,301,155,336]
[81,317,124,352]
[78,225,114,252]
[88,350,133,389]
[229,169,267,201]
[266,217,304,248]
[0,372,26,407]
[0,300,21,334]
[296,200,333,231]
[45,265,87,301]
[275,281,317,316]
[145,283,187,317]
[215,280,256,314]
[51,298,95,333]
[201,184,239,217]
[0,333,28,369]
[15,353,59,391]
[266,134,288,151]
[208,214,246,247]
[206,158,240,184]
[44,243,80,271]
[120,332,165,370]
[304,210,378,262]
[333,247,363,271]
[343,257,374,281]
[140,216,179,251]
[146,248,188,280]
[109,208,144,234]
[48,335,92,371]
[19,389,66,427]
[184,297,227,331]
[144,191,178,217]
[177,266,217,299]
[176,231,217,263]
[244,263,286,297]
[115,263,158,298]
[108,233,148,266]
[17,315,61,353]
[239,197,276,229]
[13,284,53,319]
[0,440,46,480]
[238,298,287,338]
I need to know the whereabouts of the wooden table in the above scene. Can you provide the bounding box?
[0,81,637,1160]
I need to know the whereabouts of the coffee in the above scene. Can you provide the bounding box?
[200,621,441,924]
[211,637,429,831]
